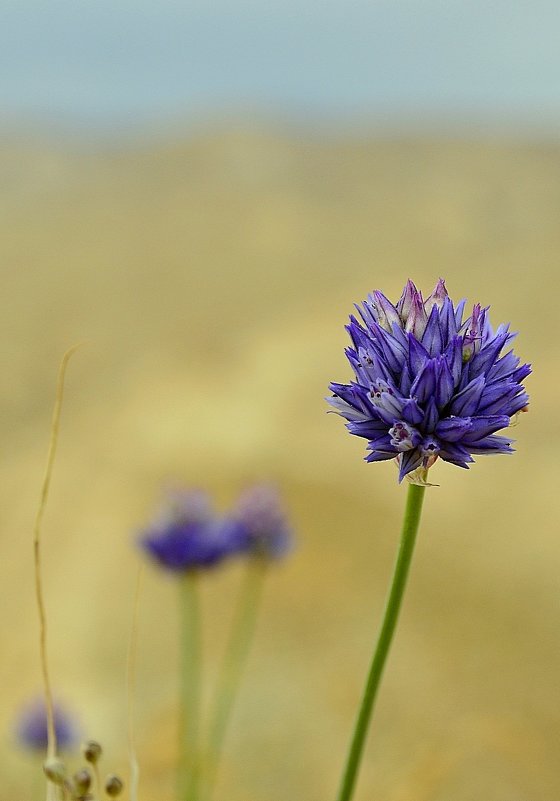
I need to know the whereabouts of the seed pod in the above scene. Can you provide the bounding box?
[73,768,92,794]
[43,757,67,784]
[82,740,102,764]
[105,774,124,796]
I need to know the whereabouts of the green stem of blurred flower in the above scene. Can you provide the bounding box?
[179,574,201,801]
[203,558,266,801]
[335,483,426,801]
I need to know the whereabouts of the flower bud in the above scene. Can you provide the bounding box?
[370,290,401,332]
[397,279,419,322]
[404,291,428,338]
[424,278,448,312]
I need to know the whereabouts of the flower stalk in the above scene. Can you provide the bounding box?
[179,574,202,801]
[335,483,426,801]
[203,558,266,800]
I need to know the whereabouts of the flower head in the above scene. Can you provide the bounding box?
[232,484,292,560]
[15,698,78,752]
[139,488,242,572]
[328,279,530,483]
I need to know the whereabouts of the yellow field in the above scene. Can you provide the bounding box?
[0,129,556,800]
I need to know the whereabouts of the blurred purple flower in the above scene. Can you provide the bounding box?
[232,484,292,559]
[328,279,531,482]
[15,698,78,752]
[139,488,242,572]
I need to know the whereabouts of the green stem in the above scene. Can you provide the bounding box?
[179,573,201,801]
[335,483,426,801]
[203,559,266,801]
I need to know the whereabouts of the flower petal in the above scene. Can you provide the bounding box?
[439,442,475,465]
[421,304,443,356]
[486,350,519,382]
[399,364,412,395]
[478,381,528,415]
[436,357,455,408]
[398,448,424,481]
[369,290,402,332]
[408,333,431,375]
[468,330,510,379]
[372,323,408,373]
[466,434,514,454]
[346,419,388,439]
[424,278,448,312]
[410,359,438,404]
[397,279,420,322]
[405,292,428,338]
[444,336,463,386]
[512,363,532,383]
[454,298,467,328]
[461,415,510,442]
[365,448,398,462]
[449,375,486,416]
[422,397,439,433]
[439,297,458,343]
[435,416,473,442]
[401,398,425,425]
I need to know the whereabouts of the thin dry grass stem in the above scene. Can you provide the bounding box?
[93,764,102,799]
[32,345,82,794]
[126,563,144,801]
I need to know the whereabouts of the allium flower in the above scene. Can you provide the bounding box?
[15,698,78,752]
[232,484,292,559]
[328,279,530,483]
[139,488,242,572]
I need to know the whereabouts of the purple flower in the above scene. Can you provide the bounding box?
[15,698,78,752]
[139,488,242,572]
[328,279,530,483]
[232,484,292,559]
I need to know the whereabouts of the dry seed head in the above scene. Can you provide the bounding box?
[43,757,67,784]
[73,768,92,794]
[105,774,124,796]
[82,740,102,764]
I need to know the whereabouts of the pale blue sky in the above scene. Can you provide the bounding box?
[2,0,560,133]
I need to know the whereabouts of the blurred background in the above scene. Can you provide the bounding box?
[0,1,559,799]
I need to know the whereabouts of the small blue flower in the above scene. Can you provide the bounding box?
[15,698,78,752]
[328,279,531,483]
[232,484,292,559]
[139,488,241,572]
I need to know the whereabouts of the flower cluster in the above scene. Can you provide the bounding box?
[328,279,530,482]
[15,698,78,752]
[139,485,292,572]
[139,489,241,572]
[232,484,292,559]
